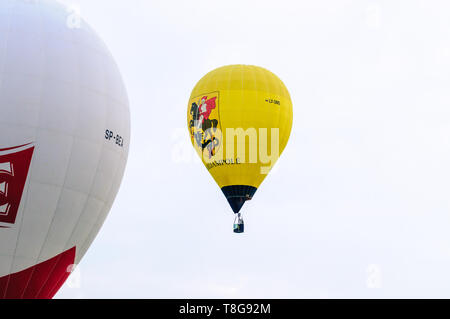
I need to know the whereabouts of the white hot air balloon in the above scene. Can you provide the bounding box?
[0,0,130,298]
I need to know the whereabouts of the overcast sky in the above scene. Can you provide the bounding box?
[56,0,450,298]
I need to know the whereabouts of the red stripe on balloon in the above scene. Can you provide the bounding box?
[0,246,76,299]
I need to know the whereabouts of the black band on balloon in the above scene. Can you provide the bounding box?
[221,185,257,214]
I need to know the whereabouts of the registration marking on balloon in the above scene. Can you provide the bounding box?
[188,92,222,160]
[105,129,125,147]
[0,143,34,227]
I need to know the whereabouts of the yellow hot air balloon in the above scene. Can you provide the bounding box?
[187,65,293,233]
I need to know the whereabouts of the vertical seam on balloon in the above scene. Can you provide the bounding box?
[239,65,245,187]
[253,66,259,186]
[227,65,235,186]
[260,67,270,181]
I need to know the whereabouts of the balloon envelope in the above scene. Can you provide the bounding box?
[0,0,130,298]
[187,65,292,216]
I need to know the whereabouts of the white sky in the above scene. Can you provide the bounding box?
[56,0,450,298]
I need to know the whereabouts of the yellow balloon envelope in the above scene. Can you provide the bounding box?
[187,65,293,229]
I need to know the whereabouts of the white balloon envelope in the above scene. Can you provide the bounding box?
[0,0,130,298]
